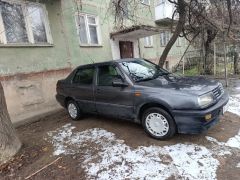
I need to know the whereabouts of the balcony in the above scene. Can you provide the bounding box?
[155,0,177,25]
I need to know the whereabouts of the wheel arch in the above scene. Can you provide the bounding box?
[64,97,75,108]
[137,102,174,123]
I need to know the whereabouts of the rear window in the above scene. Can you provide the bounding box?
[73,67,94,85]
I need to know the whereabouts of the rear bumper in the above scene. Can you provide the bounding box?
[172,92,229,134]
[56,94,66,107]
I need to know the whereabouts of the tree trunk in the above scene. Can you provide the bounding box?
[203,29,217,75]
[234,52,239,75]
[0,82,21,164]
[158,0,186,67]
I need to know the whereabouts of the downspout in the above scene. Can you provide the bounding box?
[60,0,72,68]
[138,39,141,58]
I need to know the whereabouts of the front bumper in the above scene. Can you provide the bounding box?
[172,92,229,134]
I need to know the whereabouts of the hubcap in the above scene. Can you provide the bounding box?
[68,103,78,119]
[145,113,169,137]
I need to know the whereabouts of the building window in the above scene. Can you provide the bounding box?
[160,31,171,46]
[141,0,150,5]
[76,13,101,46]
[176,37,181,47]
[0,0,52,45]
[121,0,128,18]
[158,0,166,5]
[144,36,153,47]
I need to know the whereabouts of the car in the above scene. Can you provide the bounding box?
[56,58,229,140]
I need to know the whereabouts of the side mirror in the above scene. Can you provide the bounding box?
[112,79,128,87]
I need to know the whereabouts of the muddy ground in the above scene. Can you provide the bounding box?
[0,109,239,180]
[1,78,240,180]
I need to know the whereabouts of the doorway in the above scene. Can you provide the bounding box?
[119,41,134,58]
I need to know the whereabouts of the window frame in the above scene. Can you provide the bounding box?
[176,37,181,47]
[160,31,171,47]
[144,36,153,48]
[97,64,124,87]
[75,13,102,47]
[0,0,53,46]
[141,0,150,6]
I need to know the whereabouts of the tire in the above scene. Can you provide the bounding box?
[142,107,176,140]
[67,100,82,120]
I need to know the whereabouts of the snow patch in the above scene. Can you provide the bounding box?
[47,124,219,180]
[227,96,240,116]
[225,130,240,149]
[206,130,240,151]
[205,136,232,156]
[237,163,240,168]
[164,144,219,180]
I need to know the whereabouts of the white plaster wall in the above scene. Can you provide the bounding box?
[110,39,121,60]
[155,1,175,20]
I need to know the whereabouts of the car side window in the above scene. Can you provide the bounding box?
[73,67,94,85]
[98,65,121,86]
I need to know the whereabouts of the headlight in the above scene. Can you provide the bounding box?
[198,93,214,107]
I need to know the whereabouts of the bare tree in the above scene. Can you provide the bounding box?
[229,45,240,74]
[109,0,240,74]
[0,82,21,163]
[159,0,187,67]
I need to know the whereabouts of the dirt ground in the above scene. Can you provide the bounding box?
[1,78,240,180]
[0,109,239,180]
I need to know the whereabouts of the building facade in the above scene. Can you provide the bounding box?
[0,0,186,124]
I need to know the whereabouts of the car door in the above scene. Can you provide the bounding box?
[95,64,134,119]
[70,66,96,113]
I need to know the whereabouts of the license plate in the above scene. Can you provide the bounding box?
[223,103,229,114]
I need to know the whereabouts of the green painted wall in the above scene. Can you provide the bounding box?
[139,36,186,60]
[0,0,70,75]
[0,0,187,75]
[61,0,113,67]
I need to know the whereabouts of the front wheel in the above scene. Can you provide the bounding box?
[142,107,176,140]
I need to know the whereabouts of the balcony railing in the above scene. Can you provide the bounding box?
[155,0,177,24]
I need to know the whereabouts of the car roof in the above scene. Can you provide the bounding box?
[75,58,142,69]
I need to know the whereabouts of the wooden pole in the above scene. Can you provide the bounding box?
[223,41,228,87]
[25,157,62,179]
[183,57,185,75]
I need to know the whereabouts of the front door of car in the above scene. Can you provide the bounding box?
[95,64,134,119]
[70,66,96,113]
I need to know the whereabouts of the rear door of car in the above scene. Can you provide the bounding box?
[94,63,135,119]
[70,65,96,113]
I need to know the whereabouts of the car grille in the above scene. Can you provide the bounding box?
[212,84,224,99]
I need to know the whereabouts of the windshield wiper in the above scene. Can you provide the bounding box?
[135,76,158,82]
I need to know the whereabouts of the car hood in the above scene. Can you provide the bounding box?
[136,75,219,96]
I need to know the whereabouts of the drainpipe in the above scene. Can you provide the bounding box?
[60,0,72,68]
[138,39,141,58]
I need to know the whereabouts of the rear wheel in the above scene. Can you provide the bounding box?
[142,107,176,140]
[67,100,82,120]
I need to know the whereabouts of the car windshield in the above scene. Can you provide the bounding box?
[119,59,170,82]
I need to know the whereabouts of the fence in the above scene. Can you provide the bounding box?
[172,43,237,78]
